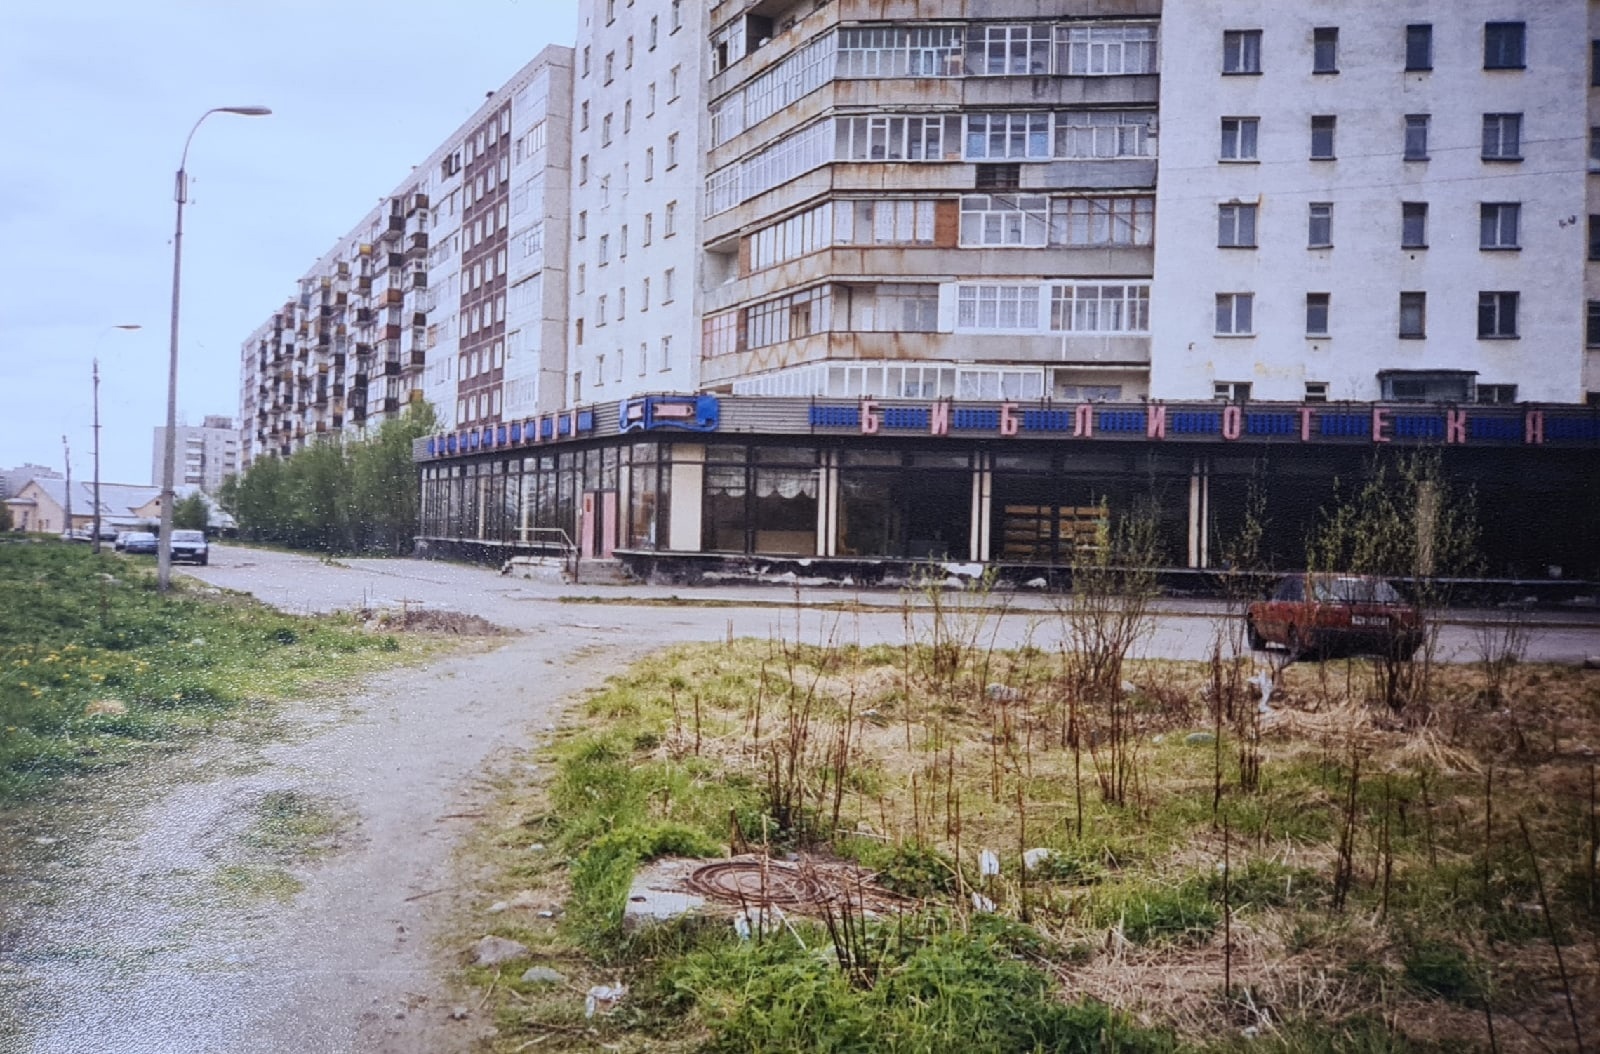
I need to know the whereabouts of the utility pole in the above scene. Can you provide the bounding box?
[62,435,72,537]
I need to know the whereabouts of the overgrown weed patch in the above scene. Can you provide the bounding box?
[458,623,1599,1053]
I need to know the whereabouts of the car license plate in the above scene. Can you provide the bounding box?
[1351,616,1385,627]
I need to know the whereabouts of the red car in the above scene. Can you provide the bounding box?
[1246,573,1424,660]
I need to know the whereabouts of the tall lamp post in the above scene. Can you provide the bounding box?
[92,324,142,554]
[159,106,271,592]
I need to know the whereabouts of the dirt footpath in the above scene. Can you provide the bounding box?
[0,550,836,1054]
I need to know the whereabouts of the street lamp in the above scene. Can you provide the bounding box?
[92,324,142,554]
[159,106,271,592]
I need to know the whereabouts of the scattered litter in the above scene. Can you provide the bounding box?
[986,683,1022,703]
[1022,848,1054,872]
[584,983,627,1018]
[978,849,1000,876]
[449,1006,470,1021]
[1247,670,1275,713]
[971,892,995,913]
[1185,732,1216,746]
[520,966,566,985]
[469,935,530,966]
[733,913,752,941]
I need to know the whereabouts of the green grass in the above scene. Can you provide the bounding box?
[0,538,413,805]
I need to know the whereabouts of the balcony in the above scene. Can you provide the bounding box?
[381,397,401,413]
[384,252,404,271]
[407,192,429,214]
[383,323,403,341]
[409,270,428,289]
[405,231,429,256]
[381,288,403,306]
[408,350,427,368]
[376,215,405,242]
[383,359,402,377]
[351,372,368,388]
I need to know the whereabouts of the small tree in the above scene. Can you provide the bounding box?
[1057,502,1161,807]
[1305,450,1479,711]
[0,501,11,532]
[172,493,210,531]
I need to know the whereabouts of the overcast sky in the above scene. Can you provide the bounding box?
[0,0,577,487]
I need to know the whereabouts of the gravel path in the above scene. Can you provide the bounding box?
[0,549,835,1054]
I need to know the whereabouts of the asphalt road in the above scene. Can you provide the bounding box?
[188,545,1600,666]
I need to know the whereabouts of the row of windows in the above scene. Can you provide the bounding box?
[456,386,504,426]
[1212,290,1523,341]
[587,268,676,329]
[1217,200,1524,251]
[745,195,1154,269]
[707,111,1155,215]
[1219,113,1524,163]
[1221,21,1524,76]
[1209,380,1519,405]
[584,335,675,394]
[709,22,1158,148]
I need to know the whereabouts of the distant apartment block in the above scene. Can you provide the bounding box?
[151,415,239,493]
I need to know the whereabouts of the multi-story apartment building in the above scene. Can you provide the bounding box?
[237,0,1599,580]
[703,0,1159,405]
[1152,1,1595,405]
[151,415,239,493]
[240,47,573,467]
[568,0,705,404]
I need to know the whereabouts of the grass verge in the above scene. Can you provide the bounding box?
[0,538,429,806]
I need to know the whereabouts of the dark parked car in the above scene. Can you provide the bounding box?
[169,530,209,565]
[1246,573,1424,660]
[121,531,158,555]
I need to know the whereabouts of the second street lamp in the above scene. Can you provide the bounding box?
[159,106,271,592]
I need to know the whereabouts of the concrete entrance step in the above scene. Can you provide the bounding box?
[574,557,631,585]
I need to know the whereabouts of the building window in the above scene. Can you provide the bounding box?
[957,284,1041,330]
[641,277,650,308]
[1220,117,1259,161]
[1223,30,1262,74]
[1307,203,1332,247]
[662,268,675,302]
[1055,23,1158,75]
[1477,292,1518,338]
[1213,381,1252,402]
[666,133,679,168]
[598,234,609,265]
[644,147,654,180]
[1313,28,1338,73]
[1217,202,1257,247]
[961,194,1049,247]
[579,101,589,130]
[660,334,672,371]
[1478,384,1518,404]
[1306,293,1330,337]
[579,155,589,183]
[1480,203,1520,249]
[1215,293,1254,335]
[1054,110,1156,159]
[974,163,1022,190]
[1589,215,1600,260]
[964,112,1051,160]
[1054,196,1155,247]
[1589,301,1600,346]
[1304,381,1329,403]
[649,15,658,49]
[1484,22,1526,69]
[576,211,587,240]
[670,0,681,32]
[1401,202,1428,248]
[1591,127,1600,171]
[1404,115,1430,160]
[604,52,615,84]
[1047,284,1151,333]
[1310,115,1336,159]
[1406,24,1433,71]
[1482,114,1522,160]
[970,23,1052,76]
[1399,292,1426,338]
[601,113,612,146]
[664,201,677,237]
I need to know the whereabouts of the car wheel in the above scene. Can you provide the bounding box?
[1287,625,1318,662]
[198,555,208,566]
[1246,618,1266,651]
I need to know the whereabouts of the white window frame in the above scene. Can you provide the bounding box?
[1215,293,1254,335]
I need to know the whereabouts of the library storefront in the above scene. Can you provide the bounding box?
[415,395,1600,589]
